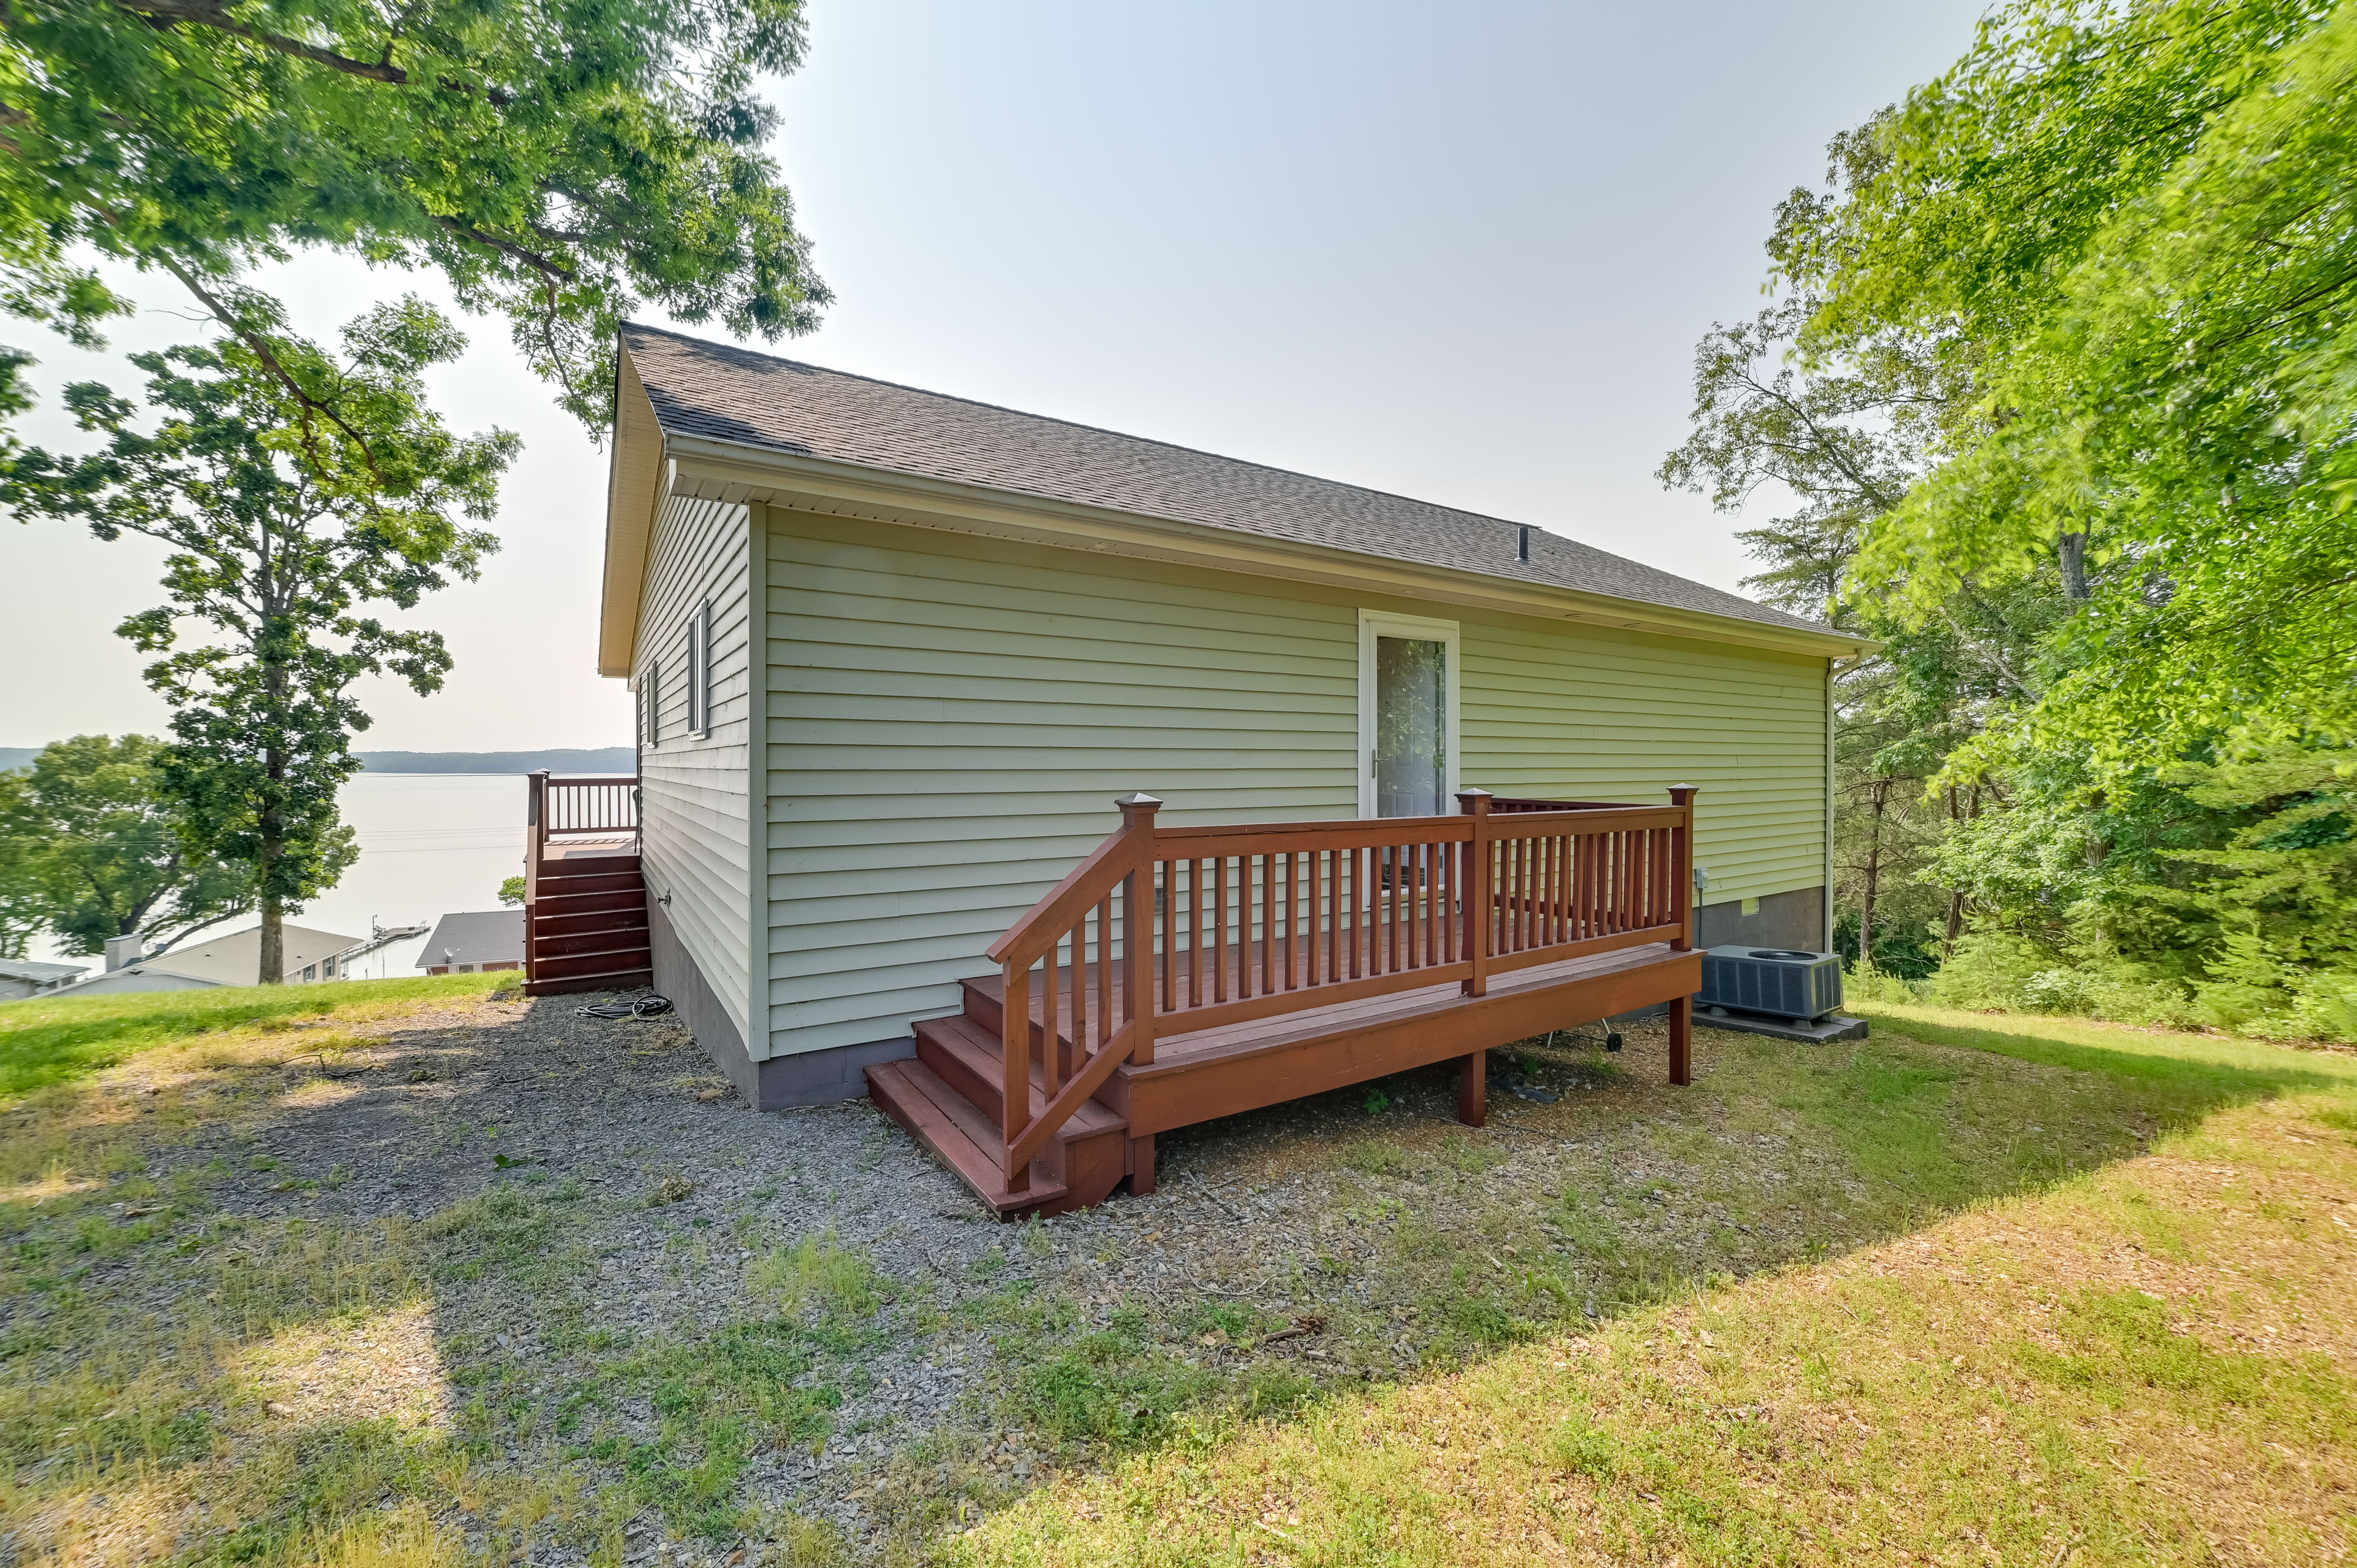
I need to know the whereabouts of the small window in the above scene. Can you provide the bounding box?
[687,598,713,738]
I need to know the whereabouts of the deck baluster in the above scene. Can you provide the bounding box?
[1213,857,1228,1003]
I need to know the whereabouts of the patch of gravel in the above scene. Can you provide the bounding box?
[73,993,1781,1562]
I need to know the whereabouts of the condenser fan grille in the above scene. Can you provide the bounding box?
[1698,946,1843,1020]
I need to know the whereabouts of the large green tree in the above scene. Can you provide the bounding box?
[0,0,827,430]
[1790,0,2357,774]
[1,298,511,981]
[0,735,249,959]
[1671,0,2357,1038]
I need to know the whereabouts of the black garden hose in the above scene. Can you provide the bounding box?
[575,994,675,1020]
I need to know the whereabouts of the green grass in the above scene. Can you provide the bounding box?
[748,1232,890,1321]
[0,971,511,1098]
[948,1011,2357,1567]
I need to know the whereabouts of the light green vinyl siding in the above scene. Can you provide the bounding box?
[636,493,753,1043]
[757,509,1827,1060]
[1461,623,1829,904]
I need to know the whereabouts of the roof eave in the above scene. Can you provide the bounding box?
[651,430,1878,660]
[598,345,670,679]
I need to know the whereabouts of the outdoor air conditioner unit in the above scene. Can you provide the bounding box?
[1698,946,1843,1027]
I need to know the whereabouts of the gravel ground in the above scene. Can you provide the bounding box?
[23,984,1836,1566]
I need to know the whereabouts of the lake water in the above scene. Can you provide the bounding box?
[25,773,539,972]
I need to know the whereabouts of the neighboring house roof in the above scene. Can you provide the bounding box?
[607,323,1860,676]
[0,958,88,985]
[44,965,223,998]
[144,923,363,986]
[419,910,524,969]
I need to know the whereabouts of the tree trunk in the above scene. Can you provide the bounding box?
[259,892,283,984]
[258,649,287,984]
[2059,530,2090,600]
[1859,776,1891,968]
[1940,785,1972,957]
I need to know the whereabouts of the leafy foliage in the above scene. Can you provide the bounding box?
[1,301,512,981]
[0,735,248,958]
[1809,0,2357,772]
[0,0,827,428]
[1670,0,2357,1039]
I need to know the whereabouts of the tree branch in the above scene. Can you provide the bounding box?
[104,0,512,104]
[433,215,575,282]
[145,249,391,487]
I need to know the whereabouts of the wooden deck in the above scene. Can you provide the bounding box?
[869,788,1705,1218]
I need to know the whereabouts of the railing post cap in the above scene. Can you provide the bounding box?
[1454,787,1493,798]
[1113,792,1163,809]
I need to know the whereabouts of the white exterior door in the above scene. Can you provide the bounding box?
[1357,609,1461,818]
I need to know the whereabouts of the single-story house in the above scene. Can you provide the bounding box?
[46,923,363,996]
[0,957,89,1002]
[419,910,525,975]
[535,323,1871,1215]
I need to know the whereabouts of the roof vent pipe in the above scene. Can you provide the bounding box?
[1517,525,1531,563]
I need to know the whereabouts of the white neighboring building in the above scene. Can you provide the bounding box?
[0,958,90,1002]
[331,924,433,981]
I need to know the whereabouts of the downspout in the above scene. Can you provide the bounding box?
[1823,655,1839,954]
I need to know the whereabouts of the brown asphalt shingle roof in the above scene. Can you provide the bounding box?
[622,323,1832,638]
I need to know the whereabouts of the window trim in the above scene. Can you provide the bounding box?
[687,598,713,738]
[1355,608,1461,819]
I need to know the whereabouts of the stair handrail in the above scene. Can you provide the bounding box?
[986,793,1161,1193]
[524,771,548,986]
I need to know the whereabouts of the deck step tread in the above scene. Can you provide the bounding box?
[524,967,653,997]
[531,948,654,980]
[914,1013,1127,1137]
[867,1060,1068,1216]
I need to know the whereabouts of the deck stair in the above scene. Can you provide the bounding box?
[525,849,652,995]
[521,773,652,998]
[869,997,1142,1218]
[870,787,1708,1220]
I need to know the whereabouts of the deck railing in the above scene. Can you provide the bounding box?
[983,786,1697,1191]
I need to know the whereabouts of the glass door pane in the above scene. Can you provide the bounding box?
[1374,635,1446,817]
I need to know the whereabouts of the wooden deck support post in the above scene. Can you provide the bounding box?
[1667,784,1699,1088]
[1455,789,1493,997]
[1457,1049,1486,1127]
[1118,792,1162,1192]
[1116,792,1161,1067]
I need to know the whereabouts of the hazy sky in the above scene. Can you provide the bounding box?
[0,0,1990,753]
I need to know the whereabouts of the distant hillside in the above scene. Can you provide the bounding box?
[1,746,633,775]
